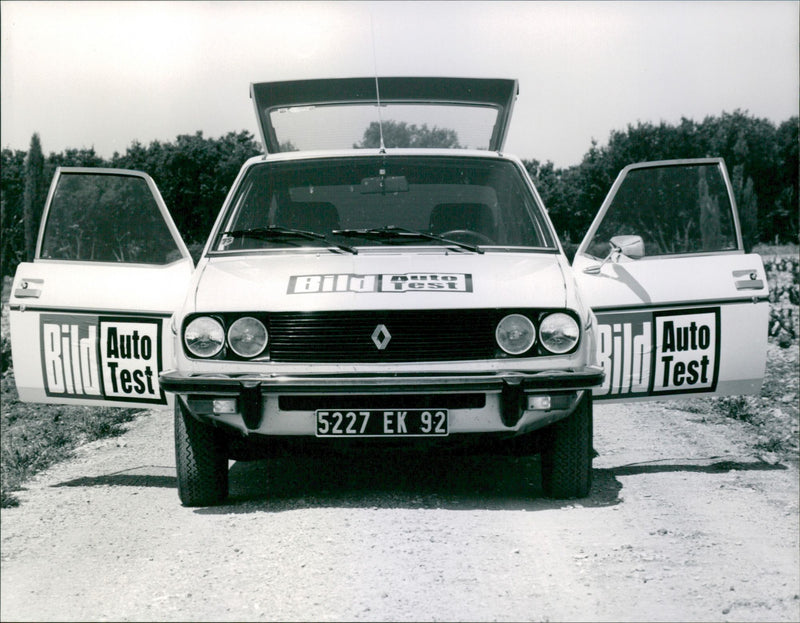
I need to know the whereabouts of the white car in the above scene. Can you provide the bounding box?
[9,77,769,506]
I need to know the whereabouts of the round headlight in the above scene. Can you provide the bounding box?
[184,316,225,358]
[496,314,536,355]
[227,316,268,358]
[539,313,580,354]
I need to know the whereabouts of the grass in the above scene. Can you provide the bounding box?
[672,248,799,460]
[1,370,143,507]
[752,243,800,256]
[1,276,145,507]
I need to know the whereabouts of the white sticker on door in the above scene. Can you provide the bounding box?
[40,314,165,404]
[594,307,720,399]
[652,310,718,393]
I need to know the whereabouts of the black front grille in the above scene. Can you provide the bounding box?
[279,393,486,411]
[268,310,497,363]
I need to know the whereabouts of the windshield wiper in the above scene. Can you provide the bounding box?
[221,226,357,254]
[332,226,484,254]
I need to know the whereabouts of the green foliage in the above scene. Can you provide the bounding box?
[1,149,27,276]
[1,114,797,279]
[716,395,756,423]
[732,165,759,252]
[528,112,799,248]
[355,120,461,148]
[1,369,141,507]
[110,130,261,245]
[40,174,181,264]
[0,331,11,374]
[584,163,737,257]
[23,133,46,262]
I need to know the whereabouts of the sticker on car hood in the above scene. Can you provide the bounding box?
[288,273,472,294]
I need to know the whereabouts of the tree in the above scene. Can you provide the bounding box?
[523,158,584,257]
[155,131,260,244]
[23,134,46,261]
[732,165,758,252]
[1,149,27,276]
[550,111,795,247]
[699,111,781,241]
[355,121,461,148]
[699,170,722,251]
[773,117,799,243]
[2,112,797,280]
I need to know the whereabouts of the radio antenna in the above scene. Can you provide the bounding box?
[370,16,386,153]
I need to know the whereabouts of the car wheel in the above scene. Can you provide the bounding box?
[174,399,229,506]
[540,392,593,499]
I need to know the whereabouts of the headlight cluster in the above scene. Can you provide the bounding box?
[184,315,268,359]
[183,309,579,361]
[495,311,579,356]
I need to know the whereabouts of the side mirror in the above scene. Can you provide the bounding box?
[609,235,644,259]
[583,235,644,274]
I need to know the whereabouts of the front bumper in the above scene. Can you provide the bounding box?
[161,367,604,437]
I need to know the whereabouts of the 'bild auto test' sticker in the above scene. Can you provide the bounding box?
[40,314,165,404]
[288,273,472,294]
[594,307,720,399]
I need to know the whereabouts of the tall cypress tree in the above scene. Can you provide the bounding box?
[732,164,759,252]
[23,133,45,261]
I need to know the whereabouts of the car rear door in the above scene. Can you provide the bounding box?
[573,158,768,402]
[9,168,194,407]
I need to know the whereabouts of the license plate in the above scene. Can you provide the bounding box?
[315,409,448,437]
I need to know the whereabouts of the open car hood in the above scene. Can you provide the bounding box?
[250,77,518,154]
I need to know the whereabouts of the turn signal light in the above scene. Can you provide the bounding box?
[527,395,552,410]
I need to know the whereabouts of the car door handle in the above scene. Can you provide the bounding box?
[14,278,43,298]
[732,269,764,290]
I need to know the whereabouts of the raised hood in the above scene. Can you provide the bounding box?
[250,77,518,154]
[192,252,565,314]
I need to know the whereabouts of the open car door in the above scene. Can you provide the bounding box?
[573,158,768,402]
[9,168,193,408]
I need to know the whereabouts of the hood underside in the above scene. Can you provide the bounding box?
[250,77,518,154]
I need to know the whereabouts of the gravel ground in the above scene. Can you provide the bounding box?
[1,399,798,622]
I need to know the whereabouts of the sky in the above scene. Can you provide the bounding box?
[1,0,798,168]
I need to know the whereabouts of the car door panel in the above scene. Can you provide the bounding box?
[574,158,768,403]
[9,168,193,408]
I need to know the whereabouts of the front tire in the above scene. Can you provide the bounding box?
[540,392,593,499]
[174,399,228,506]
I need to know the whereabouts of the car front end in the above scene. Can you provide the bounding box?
[160,149,603,504]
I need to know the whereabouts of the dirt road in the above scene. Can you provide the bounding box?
[1,401,798,622]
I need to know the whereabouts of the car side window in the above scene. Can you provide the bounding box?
[39,173,183,264]
[584,163,739,259]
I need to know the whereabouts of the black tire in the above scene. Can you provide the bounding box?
[540,392,593,499]
[174,399,229,506]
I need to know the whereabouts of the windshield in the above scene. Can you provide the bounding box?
[213,156,556,253]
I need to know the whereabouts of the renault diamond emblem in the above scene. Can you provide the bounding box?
[371,324,391,350]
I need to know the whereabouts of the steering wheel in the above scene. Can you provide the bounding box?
[438,229,496,245]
